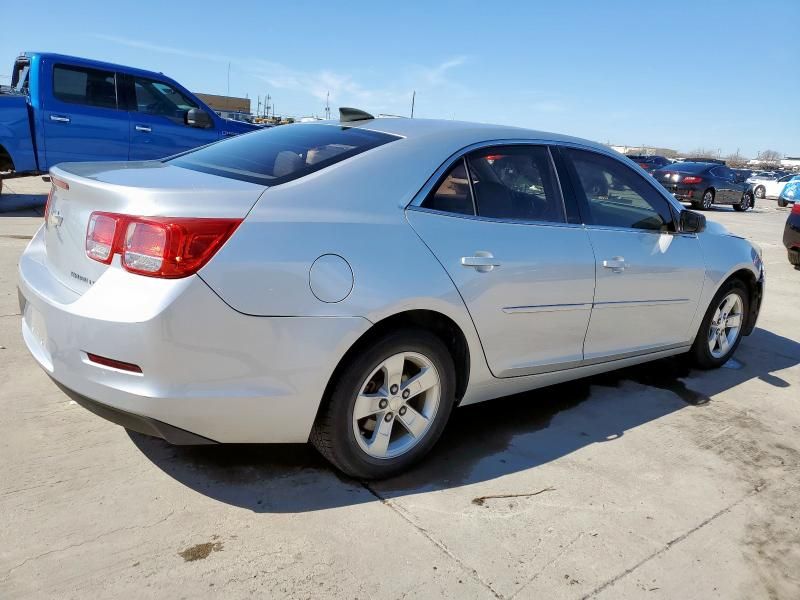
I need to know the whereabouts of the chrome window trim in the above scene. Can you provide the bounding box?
[405,205,586,230]
[407,137,686,225]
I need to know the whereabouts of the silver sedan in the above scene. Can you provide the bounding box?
[18,110,764,478]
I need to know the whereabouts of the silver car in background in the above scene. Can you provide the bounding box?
[18,111,765,478]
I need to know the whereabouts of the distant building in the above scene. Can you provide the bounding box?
[781,157,800,169]
[195,93,250,114]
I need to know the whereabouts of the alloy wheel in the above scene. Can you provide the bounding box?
[703,191,713,209]
[707,293,744,359]
[352,352,441,459]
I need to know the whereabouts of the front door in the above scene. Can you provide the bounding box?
[407,145,596,377]
[561,147,706,360]
[41,63,130,167]
[125,75,220,160]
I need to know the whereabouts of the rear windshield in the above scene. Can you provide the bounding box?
[168,124,399,185]
[660,162,710,173]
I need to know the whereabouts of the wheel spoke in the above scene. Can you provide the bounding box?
[401,367,438,399]
[708,334,717,353]
[382,353,406,390]
[368,414,394,457]
[397,405,430,438]
[721,295,737,315]
[718,330,730,354]
[354,393,384,420]
[726,314,742,328]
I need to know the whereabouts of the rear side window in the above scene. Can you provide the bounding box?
[467,146,565,223]
[168,124,399,185]
[53,65,118,109]
[422,159,475,215]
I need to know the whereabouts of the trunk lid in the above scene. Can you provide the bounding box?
[45,161,266,295]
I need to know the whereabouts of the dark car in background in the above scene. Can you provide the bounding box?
[626,154,672,173]
[783,202,800,268]
[653,162,755,211]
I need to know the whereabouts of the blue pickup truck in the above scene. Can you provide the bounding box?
[0,52,259,192]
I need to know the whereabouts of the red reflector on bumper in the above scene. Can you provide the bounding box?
[86,353,142,373]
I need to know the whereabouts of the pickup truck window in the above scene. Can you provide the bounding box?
[53,65,118,109]
[132,77,198,124]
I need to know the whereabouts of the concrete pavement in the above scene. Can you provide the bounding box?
[1,178,798,599]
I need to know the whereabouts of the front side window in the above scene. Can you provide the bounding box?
[169,123,399,185]
[53,65,117,109]
[133,77,198,123]
[467,146,565,223]
[568,149,673,232]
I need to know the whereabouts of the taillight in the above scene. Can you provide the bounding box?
[682,176,703,184]
[86,213,119,263]
[85,212,241,278]
[792,202,800,215]
[637,162,650,169]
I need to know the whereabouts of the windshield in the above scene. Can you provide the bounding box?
[169,124,399,185]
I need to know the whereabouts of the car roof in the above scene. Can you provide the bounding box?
[317,117,613,154]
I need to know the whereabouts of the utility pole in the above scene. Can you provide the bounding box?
[265,94,271,119]
[325,91,330,120]
[410,90,416,118]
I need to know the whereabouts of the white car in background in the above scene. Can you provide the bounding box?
[748,173,800,199]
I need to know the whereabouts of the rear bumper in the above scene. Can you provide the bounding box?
[18,225,371,443]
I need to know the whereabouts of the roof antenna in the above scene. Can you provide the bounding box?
[339,107,375,123]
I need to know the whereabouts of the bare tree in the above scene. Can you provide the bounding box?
[760,149,782,167]
[726,151,747,168]
[654,147,679,158]
[687,148,718,159]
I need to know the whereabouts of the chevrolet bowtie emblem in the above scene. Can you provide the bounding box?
[48,212,63,228]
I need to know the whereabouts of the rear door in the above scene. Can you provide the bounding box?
[406,144,596,378]
[123,75,220,160]
[561,147,706,360]
[41,63,130,167]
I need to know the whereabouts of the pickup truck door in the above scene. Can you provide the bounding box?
[123,75,221,160]
[41,63,130,167]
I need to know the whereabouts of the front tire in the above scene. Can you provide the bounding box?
[690,279,748,369]
[754,185,765,199]
[778,197,789,208]
[733,192,753,212]
[311,329,456,479]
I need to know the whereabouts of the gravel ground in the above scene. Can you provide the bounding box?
[1,176,798,599]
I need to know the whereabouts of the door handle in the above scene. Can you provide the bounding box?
[602,256,626,272]
[49,115,70,123]
[461,252,501,273]
[135,125,152,133]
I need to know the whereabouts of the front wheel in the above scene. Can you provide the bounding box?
[754,185,765,199]
[311,329,456,479]
[733,192,753,212]
[778,198,789,208]
[690,279,749,369]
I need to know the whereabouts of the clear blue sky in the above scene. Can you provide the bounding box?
[2,0,797,157]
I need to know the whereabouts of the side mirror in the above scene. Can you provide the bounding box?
[680,210,706,234]
[185,108,212,128]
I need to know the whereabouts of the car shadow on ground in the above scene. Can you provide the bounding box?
[129,327,799,513]
[0,193,46,215]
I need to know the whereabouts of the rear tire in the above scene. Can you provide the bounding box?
[778,198,789,208]
[690,279,749,369]
[701,189,714,210]
[754,185,765,199]
[310,329,456,479]
[733,192,753,212]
